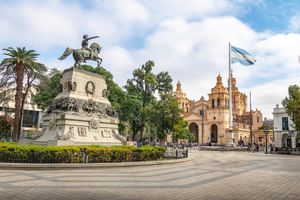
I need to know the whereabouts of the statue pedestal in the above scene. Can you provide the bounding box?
[34,68,126,146]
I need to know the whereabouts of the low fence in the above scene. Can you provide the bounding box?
[164,148,188,159]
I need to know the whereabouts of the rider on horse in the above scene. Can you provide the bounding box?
[59,34,102,68]
[82,34,99,59]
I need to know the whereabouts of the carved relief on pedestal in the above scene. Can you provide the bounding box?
[56,126,75,140]
[78,127,87,137]
[49,113,57,130]
[64,82,68,90]
[111,129,126,144]
[47,98,118,119]
[102,89,110,98]
[101,129,111,138]
[67,126,75,138]
[85,81,95,95]
[90,115,100,129]
[68,81,77,91]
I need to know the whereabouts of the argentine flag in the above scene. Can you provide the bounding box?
[231,46,256,66]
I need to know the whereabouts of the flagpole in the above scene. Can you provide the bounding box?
[227,42,234,146]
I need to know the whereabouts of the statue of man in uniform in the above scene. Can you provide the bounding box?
[81,34,99,57]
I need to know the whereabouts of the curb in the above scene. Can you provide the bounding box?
[0,158,192,170]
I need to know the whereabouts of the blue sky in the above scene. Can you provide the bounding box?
[0,0,300,118]
[239,0,300,32]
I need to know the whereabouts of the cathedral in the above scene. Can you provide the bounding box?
[175,74,263,145]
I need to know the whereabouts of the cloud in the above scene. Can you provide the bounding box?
[0,0,300,119]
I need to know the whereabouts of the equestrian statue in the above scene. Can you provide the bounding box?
[59,34,102,68]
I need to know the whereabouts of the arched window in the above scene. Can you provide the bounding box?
[217,98,220,108]
[212,99,215,108]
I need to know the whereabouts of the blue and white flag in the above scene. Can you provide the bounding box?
[231,46,256,66]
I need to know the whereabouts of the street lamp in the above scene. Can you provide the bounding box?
[289,122,296,150]
[264,128,269,154]
[200,108,204,145]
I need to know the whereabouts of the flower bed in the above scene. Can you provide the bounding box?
[0,143,165,163]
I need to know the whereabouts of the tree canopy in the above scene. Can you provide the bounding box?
[0,47,46,142]
[282,85,300,134]
[34,68,62,111]
[124,60,188,143]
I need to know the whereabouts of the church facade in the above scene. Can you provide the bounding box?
[175,74,263,145]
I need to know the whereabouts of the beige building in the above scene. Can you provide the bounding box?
[175,74,263,145]
[0,87,42,138]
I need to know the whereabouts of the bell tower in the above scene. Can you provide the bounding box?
[175,81,190,113]
[208,74,229,109]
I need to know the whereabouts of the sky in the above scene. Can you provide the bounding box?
[0,0,300,118]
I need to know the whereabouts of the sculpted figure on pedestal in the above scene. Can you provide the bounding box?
[58,34,102,68]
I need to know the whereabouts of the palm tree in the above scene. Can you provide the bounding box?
[0,47,45,142]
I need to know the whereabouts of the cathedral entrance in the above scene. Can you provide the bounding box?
[189,123,199,143]
[211,124,218,143]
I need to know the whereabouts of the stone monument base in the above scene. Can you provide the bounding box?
[34,68,126,146]
[34,113,123,146]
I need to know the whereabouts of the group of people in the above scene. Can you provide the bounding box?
[248,142,274,152]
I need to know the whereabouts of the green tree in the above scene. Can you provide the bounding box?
[0,116,13,141]
[125,60,173,141]
[173,118,190,142]
[34,69,62,111]
[282,85,300,134]
[0,47,46,142]
[146,94,189,142]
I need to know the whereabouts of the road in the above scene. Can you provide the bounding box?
[0,150,299,200]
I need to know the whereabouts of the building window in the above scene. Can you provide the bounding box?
[282,117,289,131]
[257,117,259,123]
[217,98,220,108]
[212,99,215,108]
[200,109,204,117]
[23,110,39,128]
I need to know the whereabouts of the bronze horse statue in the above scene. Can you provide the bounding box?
[59,42,102,68]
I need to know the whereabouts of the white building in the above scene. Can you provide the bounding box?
[273,105,298,150]
[0,88,43,138]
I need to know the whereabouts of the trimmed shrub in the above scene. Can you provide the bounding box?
[0,143,165,163]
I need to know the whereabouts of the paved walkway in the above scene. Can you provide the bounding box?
[0,151,299,200]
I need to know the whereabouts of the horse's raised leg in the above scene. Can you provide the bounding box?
[73,60,81,68]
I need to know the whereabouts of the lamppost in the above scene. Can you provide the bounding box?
[264,128,269,154]
[289,122,296,150]
[200,108,204,145]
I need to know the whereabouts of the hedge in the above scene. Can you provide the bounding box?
[0,143,165,163]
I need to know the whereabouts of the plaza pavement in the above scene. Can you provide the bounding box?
[0,150,299,200]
